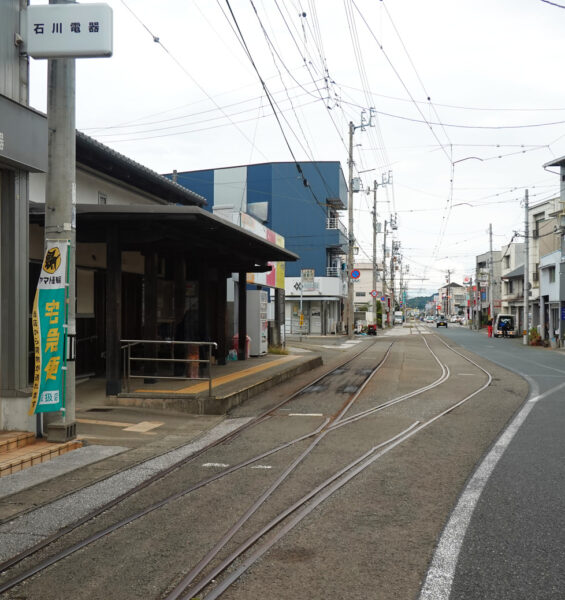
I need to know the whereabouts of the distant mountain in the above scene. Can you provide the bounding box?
[406,295,433,310]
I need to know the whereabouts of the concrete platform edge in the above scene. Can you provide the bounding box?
[107,355,323,415]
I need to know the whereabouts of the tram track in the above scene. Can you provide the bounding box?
[0,331,494,599]
[163,331,493,600]
[0,339,387,592]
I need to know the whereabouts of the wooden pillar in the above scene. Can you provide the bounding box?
[174,256,186,331]
[143,250,158,379]
[216,274,228,365]
[198,265,210,341]
[105,224,122,395]
[237,271,247,361]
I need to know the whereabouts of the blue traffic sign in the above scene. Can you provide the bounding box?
[351,269,360,279]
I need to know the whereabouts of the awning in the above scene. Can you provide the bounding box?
[502,265,524,279]
[30,203,298,273]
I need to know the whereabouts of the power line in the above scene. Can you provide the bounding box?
[118,0,270,160]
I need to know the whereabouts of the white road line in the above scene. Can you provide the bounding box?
[288,413,324,417]
[250,465,272,470]
[123,421,164,433]
[418,375,564,600]
[202,462,230,468]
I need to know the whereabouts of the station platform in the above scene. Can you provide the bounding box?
[0,346,327,501]
[112,349,323,415]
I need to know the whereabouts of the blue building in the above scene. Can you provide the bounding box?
[170,162,348,335]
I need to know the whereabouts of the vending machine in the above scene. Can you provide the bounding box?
[246,290,268,356]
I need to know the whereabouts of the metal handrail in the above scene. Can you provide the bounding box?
[121,339,217,396]
[326,217,347,235]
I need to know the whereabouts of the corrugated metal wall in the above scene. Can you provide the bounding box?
[0,0,24,101]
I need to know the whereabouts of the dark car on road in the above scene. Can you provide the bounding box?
[436,315,448,328]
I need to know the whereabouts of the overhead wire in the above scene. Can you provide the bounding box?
[118,0,270,160]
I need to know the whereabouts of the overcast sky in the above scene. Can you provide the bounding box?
[29,0,565,296]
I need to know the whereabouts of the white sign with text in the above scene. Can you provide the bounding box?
[24,3,113,59]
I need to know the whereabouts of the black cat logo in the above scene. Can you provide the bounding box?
[43,247,61,274]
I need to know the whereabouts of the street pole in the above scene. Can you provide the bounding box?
[347,121,355,339]
[446,269,451,316]
[44,0,77,441]
[372,180,378,328]
[488,222,494,320]
[299,281,303,342]
[523,189,529,345]
[382,220,387,328]
[475,264,480,330]
[390,244,395,314]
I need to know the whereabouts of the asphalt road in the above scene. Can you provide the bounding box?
[419,324,565,600]
[0,330,536,599]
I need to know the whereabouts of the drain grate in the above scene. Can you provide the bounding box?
[86,407,114,412]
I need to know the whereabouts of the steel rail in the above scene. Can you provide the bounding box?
[165,343,397,600]
[177,422,422,600]
[196,349,493,600]
[165,334,460,599]
[330,334,451,430]
[0,340,386,591]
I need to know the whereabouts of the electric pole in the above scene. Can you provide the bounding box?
[446,269,452,316]
[382,220,388,327]
[345,109,374,339]
[372,181,378,329]
[44,0,77,441]
[523,189,529,345]
[488,222,494,320]
[347,121,355,339]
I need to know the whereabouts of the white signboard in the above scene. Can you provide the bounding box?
[25,3,113,59]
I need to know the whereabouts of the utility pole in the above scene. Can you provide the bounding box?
[346,121,355,339]
[523,189,529,345]
[382,220,388,327]
[446,269,452,316]
[43,0,77,441]
[488,223,494,320]
[474,264,480,330]
[371,180,378,329]
[346,109,374,339]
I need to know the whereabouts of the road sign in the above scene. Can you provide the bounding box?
[351,269,360,279]
[381,296,386,302]
[24,3,113,59]
[370,290,377,298]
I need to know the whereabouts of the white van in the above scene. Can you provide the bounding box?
[494,314,516,337]
[393,311,403,325]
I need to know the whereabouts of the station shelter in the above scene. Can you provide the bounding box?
[28,133,298,399]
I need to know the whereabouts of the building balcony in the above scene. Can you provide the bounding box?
[502,293,524,303]
[326,217,347,236]
[326,266,341,277]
